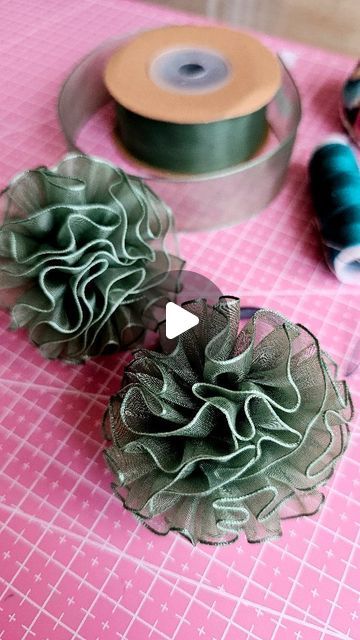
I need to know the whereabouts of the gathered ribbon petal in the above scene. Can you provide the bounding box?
[0,154,182,361]
[104,298,353,545]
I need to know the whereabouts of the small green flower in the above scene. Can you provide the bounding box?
[0,154,180,361]
[104,298,352,545]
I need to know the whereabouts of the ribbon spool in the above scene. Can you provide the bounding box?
[340,59,360,148]
[104,26,281,174]
[309,135,360,284]
[58,27,301,231]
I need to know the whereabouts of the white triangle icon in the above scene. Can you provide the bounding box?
[165,302,199,340]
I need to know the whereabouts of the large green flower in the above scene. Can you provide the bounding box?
[0,154,180,361]
[104,298,352,545]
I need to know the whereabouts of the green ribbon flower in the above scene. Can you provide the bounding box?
[104,298,353,545]
[0,154,181,361]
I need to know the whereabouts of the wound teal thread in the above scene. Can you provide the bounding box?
[309,138,360,285]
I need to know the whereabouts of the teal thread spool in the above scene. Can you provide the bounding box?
[309,136,360,284]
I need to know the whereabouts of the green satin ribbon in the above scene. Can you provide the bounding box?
[0,154,182,362]
[104,298,352,545]
[116,105,267,174]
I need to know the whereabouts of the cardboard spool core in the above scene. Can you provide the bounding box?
[104,25,281,124]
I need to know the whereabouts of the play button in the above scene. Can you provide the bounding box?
[141,269,258,354]
[141,269,223,345]
[165,302,199,339]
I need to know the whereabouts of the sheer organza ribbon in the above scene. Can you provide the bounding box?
[104,298,353,545]
[0,154,182,361]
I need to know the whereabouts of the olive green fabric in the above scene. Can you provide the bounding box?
[104,298,352,545]
[116,105,267,174]
[0,154,181,362]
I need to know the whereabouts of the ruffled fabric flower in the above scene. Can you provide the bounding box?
[104,298,352,545]
[0,154,181,361]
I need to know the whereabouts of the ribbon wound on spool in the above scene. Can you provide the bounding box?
[104,25,282,174]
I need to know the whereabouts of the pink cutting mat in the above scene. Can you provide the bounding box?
[0,1,359,639]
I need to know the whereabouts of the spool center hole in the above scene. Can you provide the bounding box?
[178,63,206,78]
